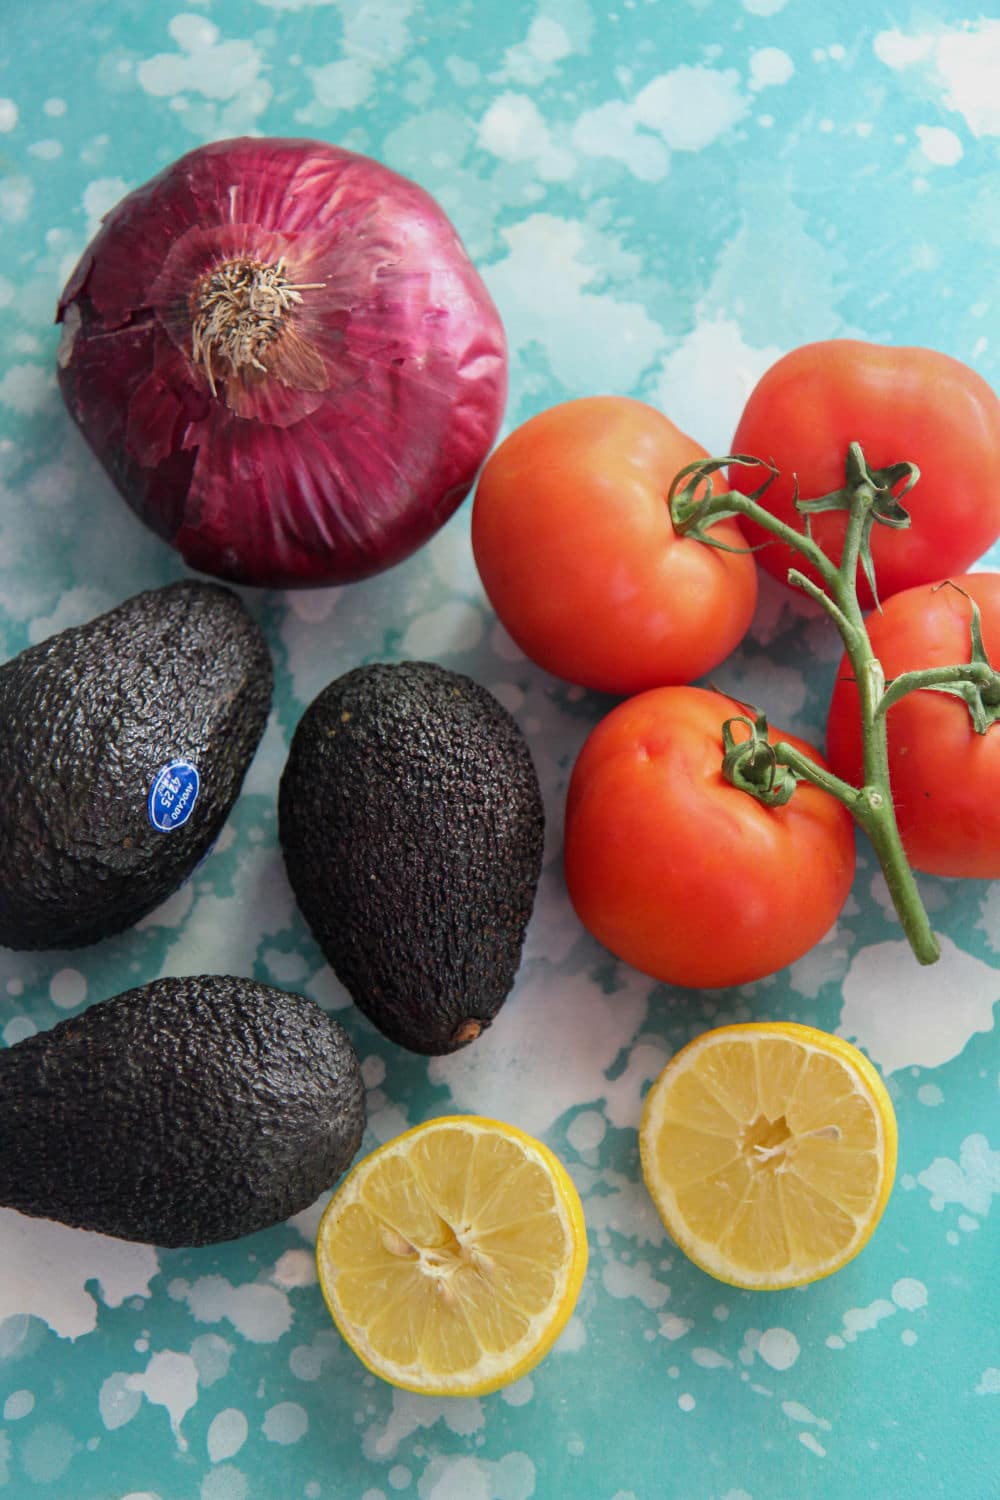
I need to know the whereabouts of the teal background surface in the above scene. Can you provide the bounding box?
[1,2,999,1497]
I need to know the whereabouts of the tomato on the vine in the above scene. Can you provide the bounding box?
[472,397,758,695]
[730,341,1000,607]
[826,573,1000,879]
[564,686,856,989]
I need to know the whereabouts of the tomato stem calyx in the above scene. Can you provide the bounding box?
[721,713,798,807]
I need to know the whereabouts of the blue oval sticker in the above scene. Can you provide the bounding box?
[148,760,200,833]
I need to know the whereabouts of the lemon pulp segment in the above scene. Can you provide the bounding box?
[316,1115,587,1395]
[640,1023,897,1289]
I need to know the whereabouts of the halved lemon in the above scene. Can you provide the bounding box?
[316,1115,588,1395]
[640,1022,897,1289]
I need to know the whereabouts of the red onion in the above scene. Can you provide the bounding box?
[56,137,507,588]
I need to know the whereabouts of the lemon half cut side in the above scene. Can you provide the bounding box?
[640,1022,898,1290]
[316,1115,588,1396]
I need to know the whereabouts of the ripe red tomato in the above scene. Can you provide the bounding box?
[826,573,1000,878]
[471,397,758,695]
[564,686,856,988]
[730,341,1000,607]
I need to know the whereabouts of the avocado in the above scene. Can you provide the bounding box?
[0,580,272,950]
[278,660,545,1055]
[0,975,365,1246]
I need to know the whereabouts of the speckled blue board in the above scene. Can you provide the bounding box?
[1,3,999,1498]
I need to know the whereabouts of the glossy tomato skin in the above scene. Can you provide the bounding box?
[730,342,1000,608]
[472,397,757,695]
[564,686,856,989]
[826,573,1000,878]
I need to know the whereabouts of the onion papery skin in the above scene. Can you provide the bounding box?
[56,137,508,589]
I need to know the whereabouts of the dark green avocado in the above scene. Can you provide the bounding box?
[0,580,272,949]
[278,660,545,1055]
[0,975,366,1246]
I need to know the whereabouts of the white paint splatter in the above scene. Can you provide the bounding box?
[201,1467,249,1500]
[918,1134,1000,1216]
[3,1391,34,1421]
[159,847,296,980]
[308,58,377,112]
[799,1432,827,1458]
[82,177,129,238]
[837,1299,897,1342]
[4,1017,36,1045]
[191,1333,234,1387]
[364,1391,484,1462]
[916,124,963,164]
[743,0,787,13]
[0,1211,158,1340]
[602,1258,670,1309]
[757,1328,800,1371]
[976,1368,1000,1395]
[0,176,33,223]
[207,1409,249,1463]
[262,1402,308,1445]
[658,1313,694,1341]
[633,65,748,151]
[0,99,18,132]
[27,586,113,646]
[482,213,665,398]
[678,1392,696,1412]
[650,315,783,457]
[500,16,572,86]
[303,963,352,1013]
[917,1083,944,1107]
[567,1110,606,1154]
[692,1347,734,1370]
[783,1400,832,1430]
[839,935,997,1073]
[0,364,53,417]
[138,17,262,101]
[873,21,1000,137]
[126,1350,200,1449]
[891,1279,928,1312]
[169,1276,294,1344]
[271,1250,316,1290]
[100,1372,143,1431]
[21,1424,75,1483]
[49,967,88,1010]
[749,48,795,90]
[501,1376,534,1407]
[416,1451,536,1500]
[477,93,574,180]
[429,965,651,1136]
[571,102,669,182]
[400,600,485,658]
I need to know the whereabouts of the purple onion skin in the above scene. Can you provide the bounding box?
[56,137,508,589]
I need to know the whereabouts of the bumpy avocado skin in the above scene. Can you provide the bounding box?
[0,580,272,950]
[0,975,366,1246]
[278,661,545,1055]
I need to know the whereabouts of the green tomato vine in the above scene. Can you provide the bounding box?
[668,443,1000,966]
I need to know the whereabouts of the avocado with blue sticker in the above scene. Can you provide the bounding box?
[0,579,272,949]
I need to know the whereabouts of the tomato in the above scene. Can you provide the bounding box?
[826,573,1000,878]
[730,341,1000,607]
[564,686,856,989]
[471,397,758,695]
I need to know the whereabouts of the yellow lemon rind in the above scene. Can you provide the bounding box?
[316,1114,588,1396]
[639,1022,898,1292]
